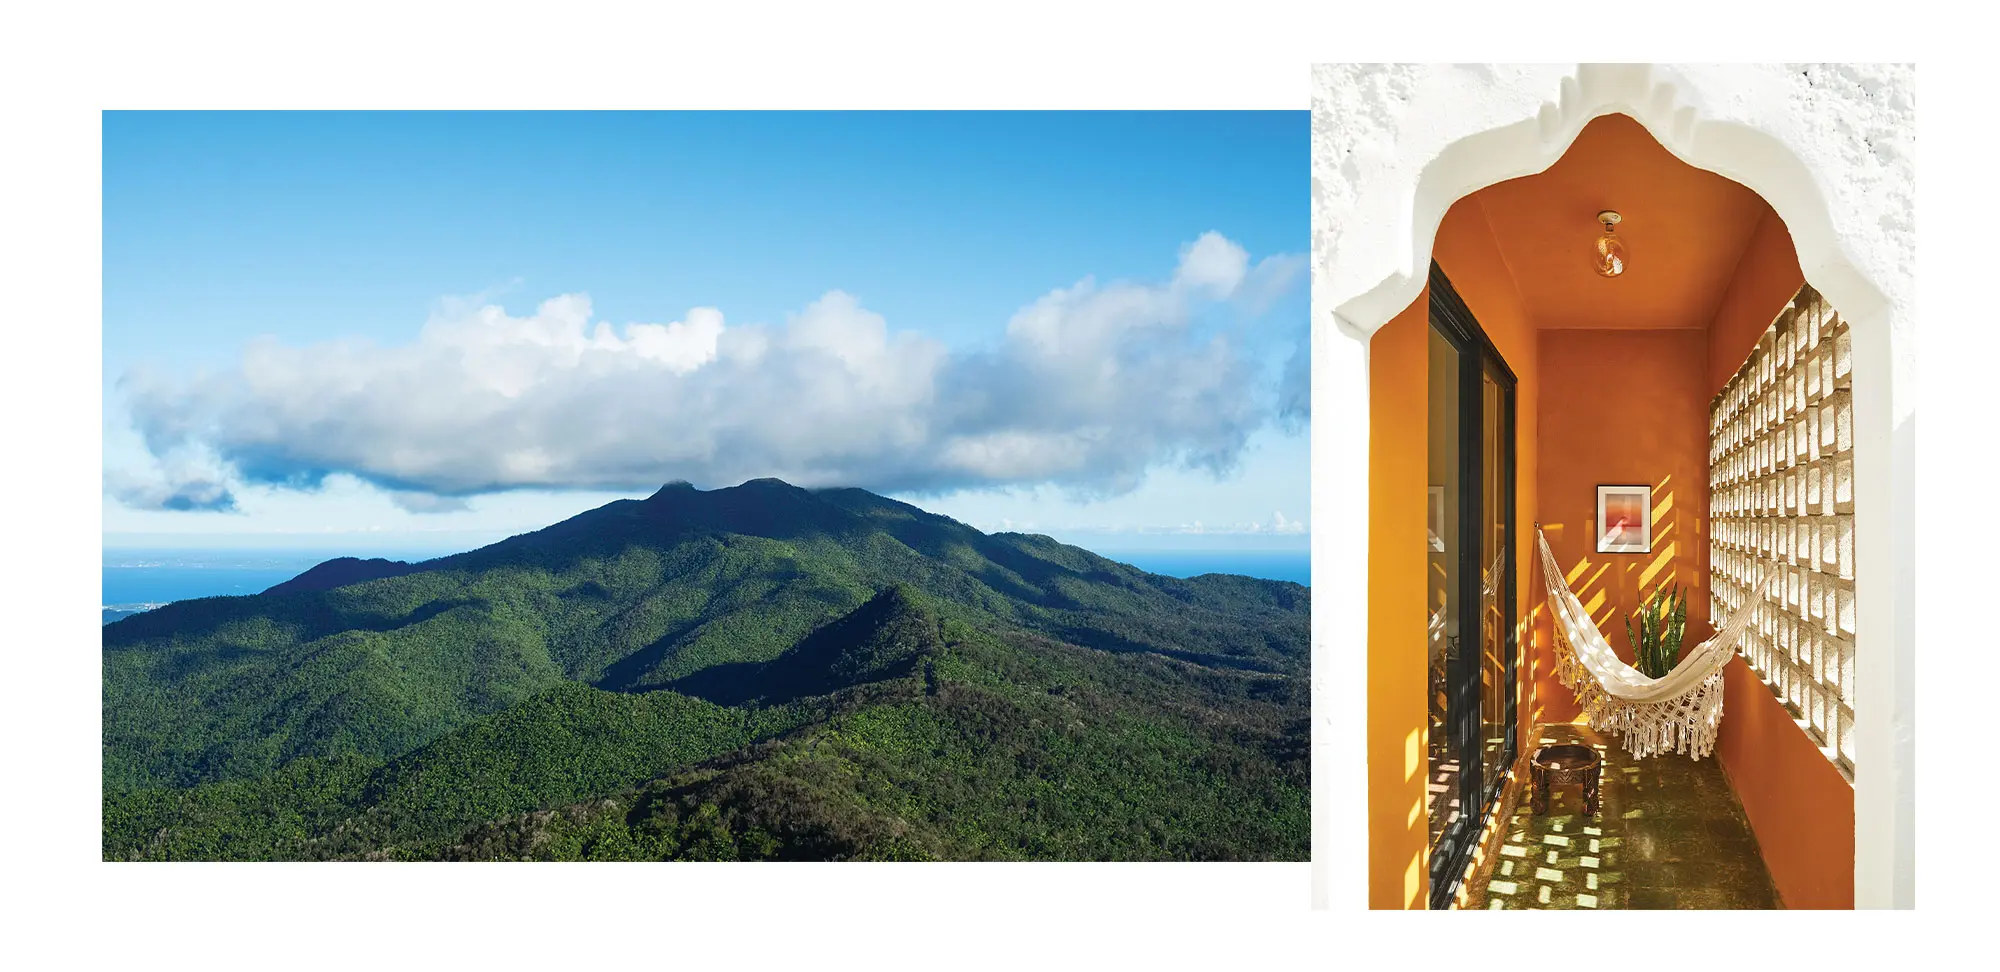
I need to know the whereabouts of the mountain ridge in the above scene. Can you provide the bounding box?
[103,477,1308,861]
[264,556,420,595]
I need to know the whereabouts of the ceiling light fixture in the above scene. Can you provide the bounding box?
[1594,210,1626,277]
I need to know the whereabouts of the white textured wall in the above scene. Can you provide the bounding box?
[1310,63,1915,909]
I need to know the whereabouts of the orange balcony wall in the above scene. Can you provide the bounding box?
[1367,195,1539,909]
[1704,212,1855,910]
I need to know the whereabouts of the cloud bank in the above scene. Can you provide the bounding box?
[115,233,1305,510]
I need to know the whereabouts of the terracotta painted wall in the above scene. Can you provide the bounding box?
[1708,210,1806,392]
[1535,329,1714,700]
[1713,659,1855,907]
[1368,196,1540,908]
[1367,292,1429,910]
[1700,211,1855,909]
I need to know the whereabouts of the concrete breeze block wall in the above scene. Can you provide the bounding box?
[1709,283,1857,778]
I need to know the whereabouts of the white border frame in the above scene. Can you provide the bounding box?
[1595,484,1653,554]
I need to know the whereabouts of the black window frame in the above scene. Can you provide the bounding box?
[1426,260,1519,910]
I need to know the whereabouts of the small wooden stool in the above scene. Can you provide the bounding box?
[1530,744,1602,816]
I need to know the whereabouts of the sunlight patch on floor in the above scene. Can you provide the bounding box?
[1460,724,1782,910]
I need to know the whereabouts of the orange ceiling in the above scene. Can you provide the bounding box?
[1464,113,1777,330]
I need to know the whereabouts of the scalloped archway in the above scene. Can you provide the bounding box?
[1309,63,1914,910]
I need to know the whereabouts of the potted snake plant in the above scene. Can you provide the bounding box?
[1625,583,1688,679]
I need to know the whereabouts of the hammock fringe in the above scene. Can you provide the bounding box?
[1551,622,1727,761]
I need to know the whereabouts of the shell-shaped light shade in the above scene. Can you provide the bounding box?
[1594,231,1627,277]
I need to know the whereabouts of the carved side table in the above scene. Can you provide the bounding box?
[1530,744,1602,816]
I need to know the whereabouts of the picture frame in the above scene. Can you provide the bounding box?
[1596,484,1653,554]
[1427,485,1446,552]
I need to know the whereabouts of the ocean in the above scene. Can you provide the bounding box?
[102,546,1309,623]
[1101,550,1310,586]
[101,549,440,621]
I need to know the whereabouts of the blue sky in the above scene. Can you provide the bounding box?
[104,111,1309,556]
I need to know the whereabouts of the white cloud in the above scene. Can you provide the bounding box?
[1032,509,1307,538]
[387,491,472,514]
[1238,252,1310,314]
[105,457,238,513]
[1174,232,1251,296]
[1277,336,1310,426]
[113,234,1305,508]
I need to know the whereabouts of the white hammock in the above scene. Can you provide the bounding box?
[1536,528,1763,760]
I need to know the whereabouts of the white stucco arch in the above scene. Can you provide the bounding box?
[1309,63,1915,909]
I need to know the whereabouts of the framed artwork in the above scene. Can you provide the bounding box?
[1596,484,1652,554]
[1427,486,1446,552]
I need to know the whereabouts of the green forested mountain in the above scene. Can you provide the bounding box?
[103,479,1308,861]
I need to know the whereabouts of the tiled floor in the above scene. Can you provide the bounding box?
[1462,724,1783,910]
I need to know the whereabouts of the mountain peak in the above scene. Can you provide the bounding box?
[646,477,815,502]
[737,477,804,491]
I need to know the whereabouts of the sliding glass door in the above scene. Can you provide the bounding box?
[1425,261,1517,909]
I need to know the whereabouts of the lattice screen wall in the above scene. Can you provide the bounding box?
[1708,283,1856,779]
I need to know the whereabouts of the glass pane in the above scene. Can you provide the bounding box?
[1479,367,1510,801]
[1426,324,1461,851]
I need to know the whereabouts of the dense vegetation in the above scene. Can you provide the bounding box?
[103,479,1309,861]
